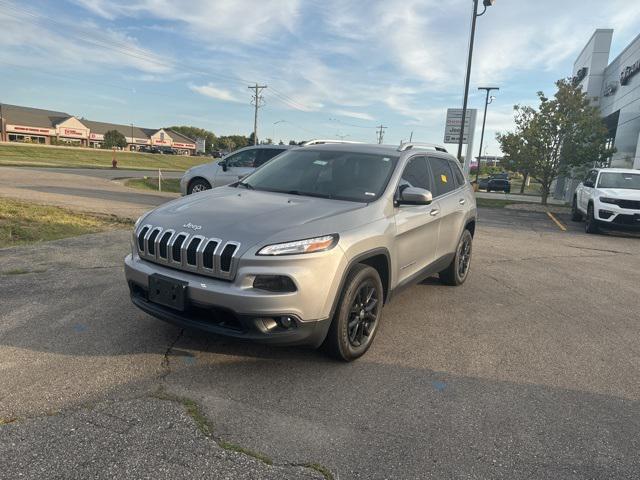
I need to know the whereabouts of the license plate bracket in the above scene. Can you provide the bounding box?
[149,274,188,311]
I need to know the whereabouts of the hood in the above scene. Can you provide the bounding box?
[597,188,640,200]
[141,187,369,253]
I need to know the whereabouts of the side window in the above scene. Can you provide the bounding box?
[226,149,258,168]
[449,160,466,186]
[255,148,285,167]
[429,157,456,196]
[399,156,431,192]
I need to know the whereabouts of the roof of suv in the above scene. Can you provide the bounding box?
[593,168,640,173]
[300,142,451,157]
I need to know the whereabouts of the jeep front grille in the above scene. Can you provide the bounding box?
[136,225,240,280]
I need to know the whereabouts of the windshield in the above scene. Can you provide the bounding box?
[597,172,640,190]
[237,149,399,202]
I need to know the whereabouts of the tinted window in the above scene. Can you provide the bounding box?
[449,160,466,186]
[226,149,258,168]
[399,156,431,191]
[429,157,456,196]
[255,148,286,167]
[240,149,399,203]
[585,170,598,185]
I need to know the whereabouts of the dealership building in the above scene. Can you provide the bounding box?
[555,29,640,199]
[0,104,196,155]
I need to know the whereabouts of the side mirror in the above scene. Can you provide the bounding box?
[399,187,433,205]
[584,180,594,188]
[220,160,228,172]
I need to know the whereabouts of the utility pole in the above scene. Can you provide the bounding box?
[376,124,387,144]
[475,86,499,186]
[248,83,267,145]
[0,102,4,142]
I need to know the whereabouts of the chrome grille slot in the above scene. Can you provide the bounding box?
[137,226,150,252]
[158,231,173,259]
[172,234,187,263]
[186,237,202,266]
[220,243,238,272]
[147,228,161,256]
[202,240,219,270]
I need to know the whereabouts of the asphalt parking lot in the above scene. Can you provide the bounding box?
[2,206,640,479]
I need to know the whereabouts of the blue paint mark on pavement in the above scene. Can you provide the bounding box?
[73,324,88,333]
[432,380,447,392]
[183,355,197,366]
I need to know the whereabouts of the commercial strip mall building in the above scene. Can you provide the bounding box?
[0,104,197,155]
[556,29,640,200]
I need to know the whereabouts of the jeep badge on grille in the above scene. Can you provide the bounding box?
[183,222,202,231]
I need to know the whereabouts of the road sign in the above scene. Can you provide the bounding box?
[444,108,477,144]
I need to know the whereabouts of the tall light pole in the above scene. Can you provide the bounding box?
[457,0,496,163]
[475,87,499,185]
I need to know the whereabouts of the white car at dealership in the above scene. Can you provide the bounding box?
[572,168,640,233]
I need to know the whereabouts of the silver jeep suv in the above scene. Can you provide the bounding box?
[125,142,477,360]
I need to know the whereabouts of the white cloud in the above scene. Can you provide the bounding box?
[189,83,241,103]
[333,110,375,121]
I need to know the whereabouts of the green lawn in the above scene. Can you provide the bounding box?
[0,143,205,171]
[475,198,520,209]
[124,177,181,193]
[0,198,132,248]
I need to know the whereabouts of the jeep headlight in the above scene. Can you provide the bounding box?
[257,234,339,256]
[600,197,618,205]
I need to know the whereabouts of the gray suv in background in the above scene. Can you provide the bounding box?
[126,142,476,360]
[180,144,292,195]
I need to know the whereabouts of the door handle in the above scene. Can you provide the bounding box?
[459,199,466,205]
[430,209,440,216]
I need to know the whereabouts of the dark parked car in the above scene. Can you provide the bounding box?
[486,178,511,193]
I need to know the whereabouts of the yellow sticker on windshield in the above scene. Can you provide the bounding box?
[441,174,448,183]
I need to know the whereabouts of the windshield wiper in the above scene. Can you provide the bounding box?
[285,190,333,199]
[237,181,254,190]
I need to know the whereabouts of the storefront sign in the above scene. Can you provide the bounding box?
[620,58,640,86]
[603,82,618,97]
[60,127,87,138]
[444,108,477,144]
[173,142,195,149]
[89,133,104,140]
[7,124,55,135]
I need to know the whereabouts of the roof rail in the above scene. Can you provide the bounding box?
[398,142,448,153]
[301,139,364,146]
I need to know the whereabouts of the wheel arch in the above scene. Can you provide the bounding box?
[188,176,212,191]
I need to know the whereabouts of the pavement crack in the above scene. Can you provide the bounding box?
[161,328,185,380]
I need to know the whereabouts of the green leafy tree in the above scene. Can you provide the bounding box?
[103,130,127,149]
[497,78,613,204]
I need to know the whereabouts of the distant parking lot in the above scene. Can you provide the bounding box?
[2,201,639,479]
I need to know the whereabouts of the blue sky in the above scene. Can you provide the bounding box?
[1,0,640,155]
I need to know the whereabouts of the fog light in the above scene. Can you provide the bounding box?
[278,316,294,329]
[253,275,297,292]
[599,210,614,219]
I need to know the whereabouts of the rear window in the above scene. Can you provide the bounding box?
[429,157,456,196]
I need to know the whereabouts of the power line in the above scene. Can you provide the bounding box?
[248,84,267,145]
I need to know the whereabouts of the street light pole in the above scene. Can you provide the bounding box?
[457,0,495,163]
[475,87,499,185]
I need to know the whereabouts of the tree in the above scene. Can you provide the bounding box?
[103,130,127,149]
[497,78,613,204]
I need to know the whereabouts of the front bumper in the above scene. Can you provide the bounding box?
[596,203,640,230]
[124,252,344,347]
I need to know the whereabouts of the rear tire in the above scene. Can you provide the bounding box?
[323,264,383,362]
[571,196,583,222]
[188,178,211,195]
[439,229,473,286]
[585,203,600,234]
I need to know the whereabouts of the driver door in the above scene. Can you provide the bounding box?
[394,155,440,284]
[214,148,258,187]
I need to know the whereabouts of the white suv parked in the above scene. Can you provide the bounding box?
[572,168,640,233]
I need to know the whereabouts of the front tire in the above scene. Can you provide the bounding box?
[188,178,211,195]
[439,229,473,286]
[585,203,600,234]
[571,196,583,222]
[323,264,383,361]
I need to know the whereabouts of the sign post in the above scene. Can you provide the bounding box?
[444,108,477,177]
